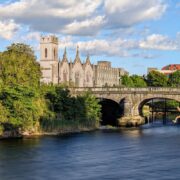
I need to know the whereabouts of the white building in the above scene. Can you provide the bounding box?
[40,35,128,87]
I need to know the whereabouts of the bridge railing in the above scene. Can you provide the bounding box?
[69,87,180,93]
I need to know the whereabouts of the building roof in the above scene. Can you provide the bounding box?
[162,64,180,71]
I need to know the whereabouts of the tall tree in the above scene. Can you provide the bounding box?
[0,43,41,88]
[147,71,168,87]
[131,75,147,87]
[168,71,180,87]
[121,75,134,87]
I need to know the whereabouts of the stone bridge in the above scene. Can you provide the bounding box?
[70,87,180,126]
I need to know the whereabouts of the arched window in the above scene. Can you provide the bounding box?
[75,72,80,87]
[54,49,56,59]
[45,48,48,58]
[86,71,90,83]
[63,70,67,82]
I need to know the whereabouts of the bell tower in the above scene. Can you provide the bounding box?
[40,35,59,84]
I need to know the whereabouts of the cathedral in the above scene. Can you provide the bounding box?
[40,35,128,87]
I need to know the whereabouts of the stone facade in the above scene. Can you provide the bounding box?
[40,35,128,87]
[94,61,125,87]
[40,36,59,84]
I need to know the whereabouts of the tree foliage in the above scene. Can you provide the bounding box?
[146,71,168,87]
[168,70,180,87]
[121,75,134,87]
[121,75,147,87]
[131,75,147,87]
[42,86,101,129]
[0,43,41,88]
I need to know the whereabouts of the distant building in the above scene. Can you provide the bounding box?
[94,61,128,87]
[40,35,128,87]
[147,68,158,74]
[147,64,180,76]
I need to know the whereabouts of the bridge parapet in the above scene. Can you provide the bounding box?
[70,87,180,95]
[69,87,180,127]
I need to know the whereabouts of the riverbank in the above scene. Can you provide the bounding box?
[0,126,141,140]
[0,126,98,140]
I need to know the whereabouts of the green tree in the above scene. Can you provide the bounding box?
[83,92,101,127]
[131,75,147,87]
[0,43,41,88]
[0,85,48,131]
[168,70,180,87]
[121,75,134,87]
[6,43,36,58]
[147,71,168,87]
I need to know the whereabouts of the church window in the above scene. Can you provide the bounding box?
[54,48,56,59]
[75,72,80,87]
[45,48,48,58]
[86,71,90,83]
[63,70,68,82]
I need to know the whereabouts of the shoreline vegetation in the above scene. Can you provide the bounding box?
[0,43,179,139]
[0,43,101,139]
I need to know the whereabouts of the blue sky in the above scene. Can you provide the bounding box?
[0,0,180,75]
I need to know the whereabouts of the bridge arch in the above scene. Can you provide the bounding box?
[98,98,120,126]
[70,87,180,126]
[138,97,180,121]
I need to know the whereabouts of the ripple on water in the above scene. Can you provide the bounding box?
[0,125,180,180]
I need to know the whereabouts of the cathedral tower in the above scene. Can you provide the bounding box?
[40,35,59,84]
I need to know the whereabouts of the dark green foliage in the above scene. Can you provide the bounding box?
[131,75,147,87]
[40,86,101,131]
[168,70,180,87]
[121,75,147,87]
[0,85,47,131]
[147,71,168,87]
[121,75,134,87]
[0,44,46,133]
[122,71,179,88]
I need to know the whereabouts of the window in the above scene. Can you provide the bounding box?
[45,48,48,58]
[63,70,67,82]
[54,48,56,59]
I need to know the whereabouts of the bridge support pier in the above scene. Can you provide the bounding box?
[117,97,145,127]
[118,116,145,127]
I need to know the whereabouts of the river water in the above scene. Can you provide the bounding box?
[1,124,180,180]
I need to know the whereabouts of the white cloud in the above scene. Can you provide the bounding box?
[58,36,74,50]
[104,0,167,27]
[58,38,139,57]
[140,34,179,50]
[0,20,19,40]
[0,0,102,35]
[62,16,105,35]
[57,32,180,59]
[0,0,167,36]
[24,32,41,41]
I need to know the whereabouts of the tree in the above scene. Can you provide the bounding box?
[6,43,36,58]
[168,71,180,87]
[121,75,134,87]
[83,92,101,127]
[131,75,147,87]
[0,84,49,131]
[147,71,168,87]
[0,43,41,88]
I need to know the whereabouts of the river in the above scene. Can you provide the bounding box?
[1,124,180,180]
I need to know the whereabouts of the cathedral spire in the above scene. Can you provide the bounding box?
[85,54,91,64]
[62,47,68,62]
[74,45,81,63]
[76,45,79,58]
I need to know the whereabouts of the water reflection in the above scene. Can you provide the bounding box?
[119,128,143,138]
[1,124,180,180]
